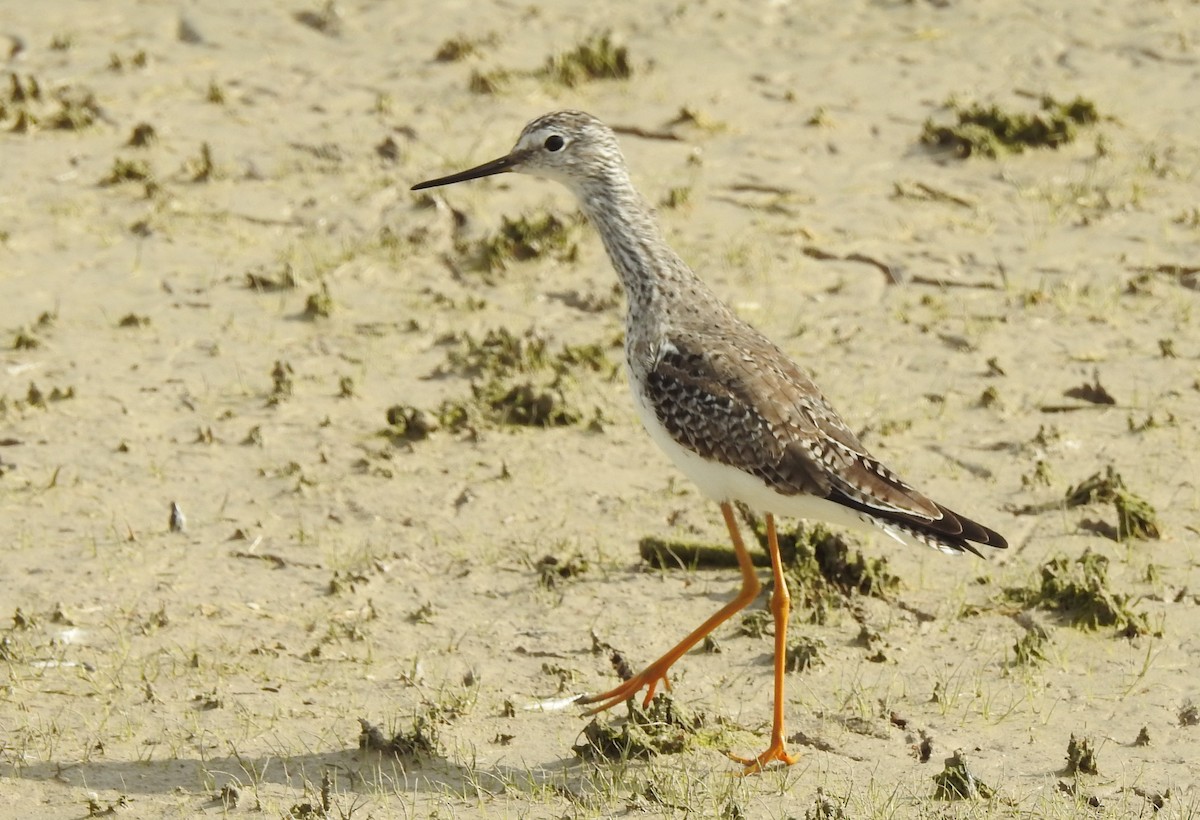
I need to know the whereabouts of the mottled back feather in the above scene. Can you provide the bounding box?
[644,324,1006,553]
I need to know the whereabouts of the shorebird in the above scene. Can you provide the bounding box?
[413,110,1007,773]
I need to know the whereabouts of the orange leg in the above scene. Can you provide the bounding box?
[578,501,761,714]
[727,513,800,773]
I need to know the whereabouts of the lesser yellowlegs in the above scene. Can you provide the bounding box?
[413,110,1006,773]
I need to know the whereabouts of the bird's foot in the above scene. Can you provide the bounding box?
[577,667,673,715]
[726,739,800,775]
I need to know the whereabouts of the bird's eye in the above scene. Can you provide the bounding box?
[544,135,565,152]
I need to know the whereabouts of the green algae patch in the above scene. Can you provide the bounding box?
[639,536,772,570]
[933,750,996,800]
[1065,734,1099,775]
[471,212,579,273]
[922,94,1100,158]
[1012,626,1050,667]
[772,519,899,612]
[542,32,632,88]
[573,694,702,762]
[1064,466,1161,541]
[1004,550,1155,637]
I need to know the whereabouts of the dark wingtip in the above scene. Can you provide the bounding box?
[826,489,1006,556]
[956,540,986,558]
[902,507,1007,557]
[943,506,1007,553]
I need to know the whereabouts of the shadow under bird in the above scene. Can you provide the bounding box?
[413,110,1007,773]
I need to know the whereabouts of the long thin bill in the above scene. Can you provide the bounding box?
[411,153,517,191]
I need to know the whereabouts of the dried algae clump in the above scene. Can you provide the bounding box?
[384,405,438,442]
[1065,734,1100,775]
[468,68,510,95]
[471,212,578,273]
[809,528,900,598]
[1,74,101,132]
[1012,627,1049,666]
[639,536,773,570]
[543,31,632,88]
[127,122,157,147]
[1013,464,1161,542]
[1005,549,1153,637]
[805,790,848,820]
[573,694,701,762]
[785,635,825,673]
[1065,466,1161,540]
[473,379,580,427]
[435,35,482,62]
[46,85,102,130]
[358,716,438,759]
[449,329,600,427]
[770,518,899,622]
[403,328,615,435]
[643,512,899,625]
[639,517,901,603]
[301,284,334,319]
[933,750,995,800]
[922,94,1100,158]
[245,263,300,291]
[535,553,589,588]
[440,327,552,378]
[1179,701,1200,727]
[736,609,772,638]
[100,157,154,186]
[268,360,294,405]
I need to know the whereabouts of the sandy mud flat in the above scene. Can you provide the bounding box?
[2,1,1199,817]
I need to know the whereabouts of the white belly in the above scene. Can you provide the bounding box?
[628,373,880,535]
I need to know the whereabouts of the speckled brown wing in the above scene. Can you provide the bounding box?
[644,336,827,497]
[645,330,1008,552]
